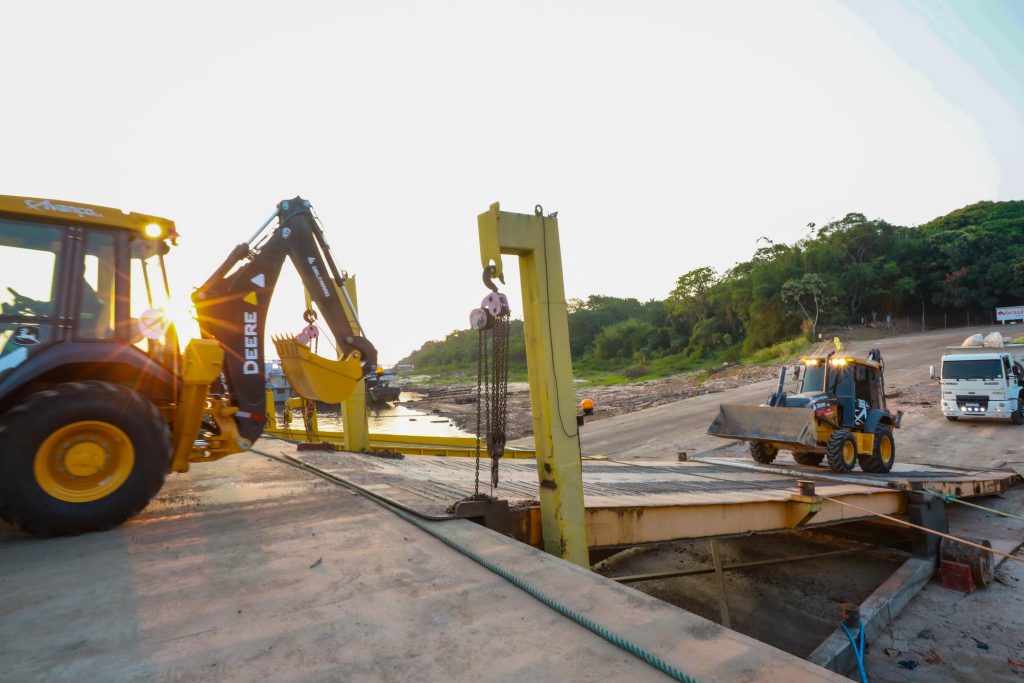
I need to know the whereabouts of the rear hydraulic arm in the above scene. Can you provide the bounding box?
[193,197,377,442]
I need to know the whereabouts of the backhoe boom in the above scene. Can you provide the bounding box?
[193,197,377,442]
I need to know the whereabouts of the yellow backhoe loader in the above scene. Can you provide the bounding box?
[707,349,902,473]
[0,195,374,536]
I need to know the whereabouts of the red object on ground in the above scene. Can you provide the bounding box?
[940,559,976,594]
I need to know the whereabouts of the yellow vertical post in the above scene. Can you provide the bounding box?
[340,276,369,452]
[265,390,277,430]
[477,203,589,567]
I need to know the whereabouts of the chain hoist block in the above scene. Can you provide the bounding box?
[469,307,493,331]
[470,266,511,493]
[481,292,509,317]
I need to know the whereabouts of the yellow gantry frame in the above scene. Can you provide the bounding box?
[478,202,589,567]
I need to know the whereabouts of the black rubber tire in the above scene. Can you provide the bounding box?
[793,451,824,467]
[1012,400,1024,425]
[826,430,857,472]
[0,381,171,537]
[857,425,896,473]
[749,441,778,464]
[945,415,959,421]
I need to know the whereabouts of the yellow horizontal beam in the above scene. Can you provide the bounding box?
[583,492,906,547]
[264,426,537,459]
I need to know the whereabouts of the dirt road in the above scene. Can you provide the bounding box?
[515,325,1024,470]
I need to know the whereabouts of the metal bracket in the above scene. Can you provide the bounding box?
[452,498,512,534]
[786,480,822,527]
[907,483,948,557]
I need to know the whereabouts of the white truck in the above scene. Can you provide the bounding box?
[932,337,1024,423]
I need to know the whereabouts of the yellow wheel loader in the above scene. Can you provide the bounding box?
[0,195,375,536]
[707,349,902,473]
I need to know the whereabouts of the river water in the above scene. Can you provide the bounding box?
[279,392,473,438]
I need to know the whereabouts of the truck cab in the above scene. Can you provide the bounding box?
[937,348,1024,423]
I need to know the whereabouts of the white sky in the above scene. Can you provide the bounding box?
[1,1,1021,363]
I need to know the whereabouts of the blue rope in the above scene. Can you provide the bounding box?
[842,621,868,683]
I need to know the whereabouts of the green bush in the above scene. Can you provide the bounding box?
[624,364,651,379]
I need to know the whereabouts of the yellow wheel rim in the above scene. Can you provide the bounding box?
[34,421,134,503]
[879,436,893,464]
[842,440,856,466]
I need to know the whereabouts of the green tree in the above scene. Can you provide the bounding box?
[781,273,831,340]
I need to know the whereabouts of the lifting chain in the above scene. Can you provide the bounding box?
[302,399,317,443]
[469,266,511,493]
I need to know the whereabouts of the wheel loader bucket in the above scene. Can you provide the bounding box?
[273,336,364,403]
[707,404,818,449]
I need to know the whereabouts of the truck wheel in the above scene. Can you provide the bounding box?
[793,451,824,467]
[0,381,171,537]
[945,415,959,421]
[826,430,857,472]
[858,425,895,473]
[1012,400,1024,425]
[749,441,778,464]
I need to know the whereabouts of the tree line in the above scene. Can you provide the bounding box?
[402,201,1024,374]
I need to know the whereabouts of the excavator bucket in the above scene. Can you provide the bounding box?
[707,404,818,449]
[273,336,364,404]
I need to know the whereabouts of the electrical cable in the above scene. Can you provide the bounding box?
[841,622,868,683]
[540,213,580,440]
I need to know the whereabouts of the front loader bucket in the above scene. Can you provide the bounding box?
[273,336,364,404]
[707,404,818,449]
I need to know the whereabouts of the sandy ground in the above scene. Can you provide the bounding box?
[594,526,911,658]
[404,363,782,443]
[861,488,1024,683]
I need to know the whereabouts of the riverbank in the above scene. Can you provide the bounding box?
[399,362,784,441]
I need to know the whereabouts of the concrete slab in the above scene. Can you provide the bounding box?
[0,449,845,682]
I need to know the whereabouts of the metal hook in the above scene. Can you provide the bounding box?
[534,204,543,216]
[482,264,504,292]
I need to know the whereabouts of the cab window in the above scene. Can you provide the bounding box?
[0,220,62,319]
[77,231,117,340]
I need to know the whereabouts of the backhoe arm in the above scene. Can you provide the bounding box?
[193,197,377,443]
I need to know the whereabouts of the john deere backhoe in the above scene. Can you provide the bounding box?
[707,349,902,473]
[0,195,375,536]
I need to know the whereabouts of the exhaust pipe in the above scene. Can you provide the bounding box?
[769,366,787,407]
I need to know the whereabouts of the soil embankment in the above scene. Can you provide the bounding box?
[399,363,781,441]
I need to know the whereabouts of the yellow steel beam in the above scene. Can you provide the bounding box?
[263,424,538,458]
[340,276,368,452]
[583,492,907,548]
[478,202,589,567]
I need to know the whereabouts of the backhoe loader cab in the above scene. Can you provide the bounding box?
[707,350,902,473]
[0,194,374,537]
[0,196,181,402]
